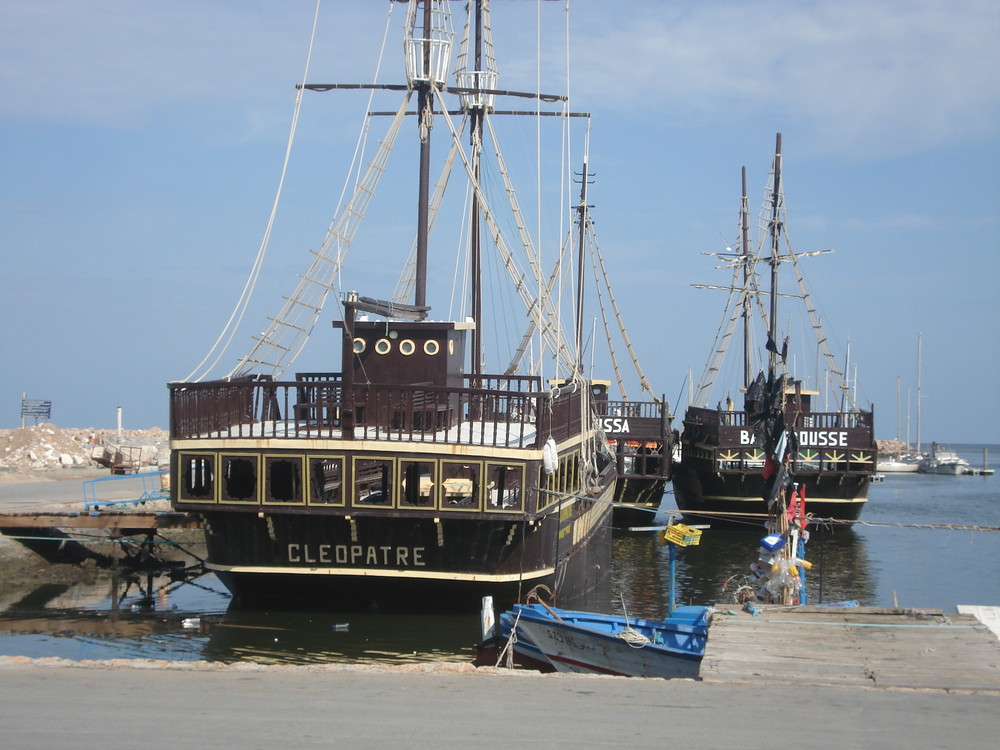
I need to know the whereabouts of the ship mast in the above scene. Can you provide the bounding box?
[574,160,592,372]
[766,133,783,376]
[741,166,752,390]
[469,0,485,375]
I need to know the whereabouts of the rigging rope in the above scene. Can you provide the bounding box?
[184,0,324,383]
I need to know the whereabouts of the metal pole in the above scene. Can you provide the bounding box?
[668,542,676,617]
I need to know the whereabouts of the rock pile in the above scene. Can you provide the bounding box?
[0,424,167,473]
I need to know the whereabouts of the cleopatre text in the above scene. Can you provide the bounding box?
[287,544,426,567]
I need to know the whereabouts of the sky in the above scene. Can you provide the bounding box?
[1,0,998,445]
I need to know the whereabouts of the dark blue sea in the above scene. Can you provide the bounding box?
[1,444,996,664]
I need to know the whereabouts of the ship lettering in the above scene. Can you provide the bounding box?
[739,429,848,448]
[287,543,426,567]
[600,417,630,434]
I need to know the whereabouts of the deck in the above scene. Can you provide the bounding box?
[701,604,1000,692]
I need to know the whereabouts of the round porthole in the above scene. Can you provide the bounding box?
[353,338,367,354]
[423,339,440,356]
[375,338,391,355]
[448,339,454,355]
[388,330,399,340]
[400,339,416,356]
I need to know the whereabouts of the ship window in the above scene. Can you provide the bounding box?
[399,459,435,508]
[440,460,480,510]
[354,457,394,506]
[423,339,440,356]
[375,338,391,355]
[179,454,216,502]
[265,455,304,504]
[308,456,344,505]
[353,338,367,354]
[399,339,416,356]
[221,454,259,503]
[486,463,523,511]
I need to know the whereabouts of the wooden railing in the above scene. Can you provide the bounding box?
[169,373,588,449]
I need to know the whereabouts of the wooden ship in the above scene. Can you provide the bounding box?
[671,135,876,527]
[167,1,626,611]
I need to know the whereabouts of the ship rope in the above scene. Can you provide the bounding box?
[780,227,854,410]
[228,93,411,379]
[430,95,576,373]
[390,129,465,304]
[588,221,660,403]
[183,0,326,382]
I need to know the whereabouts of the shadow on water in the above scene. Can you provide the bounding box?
[0,567,483,665]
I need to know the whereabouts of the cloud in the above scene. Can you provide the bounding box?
[567,0,1000,158]
[4,0,996,161]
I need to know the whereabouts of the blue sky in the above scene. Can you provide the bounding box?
[1,0,998,444]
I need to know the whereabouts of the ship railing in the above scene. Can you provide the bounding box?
[169,375,587,449]
[689,406,873,430]
[596,400,664,420]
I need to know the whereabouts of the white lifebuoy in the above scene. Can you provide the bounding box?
[542,437,558,475]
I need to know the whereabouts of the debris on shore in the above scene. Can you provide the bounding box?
[0,424,167,475]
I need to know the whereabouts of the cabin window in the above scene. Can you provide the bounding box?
[221,454,259,503]
[179,454,216,502]
[399,339,416,356]
[424,340,440,356]
[399,460,435,508]
[354,457,394,506]
[265,455,304,504]
[308,456,344,505]
[374,338,391,355]
[353,338,366,353]
[440,461,480,510]
[486,463,523,511]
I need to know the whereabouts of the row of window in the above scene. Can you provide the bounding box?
[176,452,527,512]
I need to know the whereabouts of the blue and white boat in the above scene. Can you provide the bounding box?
[501,603,712,679]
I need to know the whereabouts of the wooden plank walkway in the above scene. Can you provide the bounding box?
[701,605,1000,692]
[0,511,201,534]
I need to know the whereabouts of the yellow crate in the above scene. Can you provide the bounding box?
[660,523,702,547]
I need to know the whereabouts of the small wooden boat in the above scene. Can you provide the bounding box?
[500,602,711,679]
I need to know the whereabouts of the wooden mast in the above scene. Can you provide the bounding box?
[414,0,433,309]
[766,132,783,375]
[470,0,484,376]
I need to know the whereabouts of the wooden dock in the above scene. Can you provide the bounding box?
[0,511,201,534]
[701,604,1000,692]
[0,511,203,567]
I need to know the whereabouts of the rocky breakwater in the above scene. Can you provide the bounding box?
[0,423,168,478]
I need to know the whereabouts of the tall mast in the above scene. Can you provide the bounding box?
[414,0,433,308]
[766,133,783,375]
[740,166,752,390]
[469,0,484,375]
[574,160,592,372]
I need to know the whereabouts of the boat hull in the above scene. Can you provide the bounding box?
[505,604,710,679]
[611,476,666,529]
[671,461,870,526]
[201,504,613,612]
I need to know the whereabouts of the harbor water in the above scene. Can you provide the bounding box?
[0,444,996,665]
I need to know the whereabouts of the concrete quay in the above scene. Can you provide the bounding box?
[0,657,998,750]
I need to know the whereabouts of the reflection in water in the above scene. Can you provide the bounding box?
[608,526,876,621]
[0,454,996,664]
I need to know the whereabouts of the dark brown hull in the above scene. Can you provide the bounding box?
[202,506,612,611]
[671,462,869,528]
[673,403,876,528]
